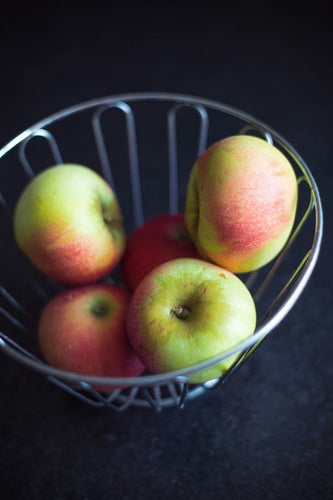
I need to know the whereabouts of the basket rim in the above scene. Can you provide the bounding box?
[0,92,324,388]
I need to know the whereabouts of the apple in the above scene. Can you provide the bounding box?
[121,213,201,290]
[38,283,145,389]
[127,258,256,384]
[185,135,298,273]
[13,164,126,285]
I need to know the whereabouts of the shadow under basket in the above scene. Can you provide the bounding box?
[0,93,323,412]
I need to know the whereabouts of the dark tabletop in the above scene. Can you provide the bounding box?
[0,1,332,499]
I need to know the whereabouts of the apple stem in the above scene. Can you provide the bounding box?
[173,305,189,320]
[92,304,109,318]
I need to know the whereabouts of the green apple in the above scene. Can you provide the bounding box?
[185,135,298,273]
[127,258,256,383]
[38,283,145,389]
[14,164,126,285]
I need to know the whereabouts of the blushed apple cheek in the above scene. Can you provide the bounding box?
[203,174,297,255]
[26,226,116,284]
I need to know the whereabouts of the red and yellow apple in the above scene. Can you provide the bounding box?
[121,213,200,290]
[38,283,145,388]
[14,164,126,285]
[127,258,256,383]
[185,135,298,273]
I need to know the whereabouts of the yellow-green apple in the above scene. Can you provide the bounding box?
[127,258,256,383]
[13,164,126,285]
[185,135,298,273]
[38,283,145,389]
[121,213,201,290]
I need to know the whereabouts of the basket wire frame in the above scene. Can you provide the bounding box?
[0,93,323,411]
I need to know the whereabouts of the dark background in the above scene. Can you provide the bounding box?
[0,1,332,499]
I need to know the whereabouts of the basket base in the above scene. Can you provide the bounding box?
[48,376,221,412]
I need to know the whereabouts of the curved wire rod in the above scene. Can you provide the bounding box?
[92,101,143,227]
[18,129,63,179]
[167,104,209,214]
[238,124,273,144]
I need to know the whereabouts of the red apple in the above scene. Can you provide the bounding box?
[38,283,145,390]
[121,213,200,290]
[185,135,298,273]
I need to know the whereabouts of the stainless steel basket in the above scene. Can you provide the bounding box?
[0,92,323,411]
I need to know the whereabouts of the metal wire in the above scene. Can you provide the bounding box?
[18,128,63,178]
[0,93,323,410]
[92,102,144,227]
[167,103,208,213]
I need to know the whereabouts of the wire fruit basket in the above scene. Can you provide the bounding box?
[0,93,323,412]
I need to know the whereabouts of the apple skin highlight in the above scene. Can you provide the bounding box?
[14,164,126,285]
[127,258,256,383]
[38,283,145,389]
[185,135,298,273]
